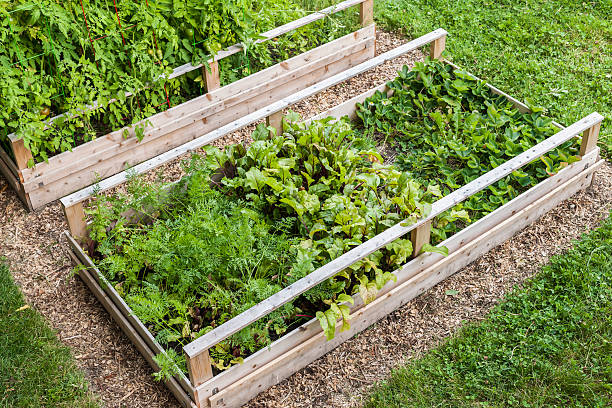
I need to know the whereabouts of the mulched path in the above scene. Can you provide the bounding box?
[1,29,610,408]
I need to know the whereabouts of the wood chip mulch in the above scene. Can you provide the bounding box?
[1,29,611,408]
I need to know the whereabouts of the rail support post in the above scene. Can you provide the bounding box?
[411,220,432,257]
[63,202,88,240]
[204,60,221,93]
[580,120,601,188]
[430,34,446,60]
[266,111,284,137]
[360,0,374,26]
[10,137,33,171]
[187,349,213,407]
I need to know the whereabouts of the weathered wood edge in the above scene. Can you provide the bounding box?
[193,147,600,401]
[65,233,196,401]
[0,144,32,209]
[206,158,604,408]
[59,28,449,210]
[5,0,367,142]
[183,110,603,359]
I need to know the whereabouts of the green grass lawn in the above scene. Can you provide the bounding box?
[375,0,611,155]
[366,211,612,407]
[0,262,99,408]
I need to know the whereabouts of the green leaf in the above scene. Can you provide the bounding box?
[420,243,449,256]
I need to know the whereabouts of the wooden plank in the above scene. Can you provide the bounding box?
[66,233,196,400]
[204,61,220,93]
[187,350,213,388]
[28,41,376,208]
[266,111,284,137]
[206,159,603,408]
[430,35,446,59]
[59,29,449,210]
[579,121,600,157]
[360,0,374,26]
[63,202,87,239]
[410,220,431,256]
[0,145,18,177]
[21,26,377,191]
[182,111,602,360]
[65,243,194,408]
[10,138,33,171]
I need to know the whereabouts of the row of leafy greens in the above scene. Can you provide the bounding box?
[85,59,579,379]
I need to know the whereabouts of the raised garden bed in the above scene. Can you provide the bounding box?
[62,28,604,408]
[0,0,374,210]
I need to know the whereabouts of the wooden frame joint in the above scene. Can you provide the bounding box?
[410,219,432,257]
[430,35,447,60]
[359,0,374,27]
[63,202,88,239]
[10,138,33,170]
[266,111,284,137]
[579,121,601,157]
[204,60,221,93]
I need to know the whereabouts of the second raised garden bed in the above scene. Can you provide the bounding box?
[62,28,604,408]
[0,0,375,210]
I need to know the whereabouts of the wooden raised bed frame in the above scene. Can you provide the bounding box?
[0,0,375,211]
[62,28,604,408]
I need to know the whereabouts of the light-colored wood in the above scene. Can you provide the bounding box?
[579,121,600,157]
[266,111,284,137]
[10,138,33,171]
[430,35,446,60]
[187,350,213,390]
[205,159,603,408]
[182,110,602,360]
[63,202,87,239]
[21,27,377,200]
[66,233,196,400]
[410,220,431,256]
[360,0,374,26]
[65,239,194,408]
[204,61,221,93]
[59,29,448,211]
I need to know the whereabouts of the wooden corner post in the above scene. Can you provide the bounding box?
[62,202,88,240]
[266,111,284,137]
[10,137,33,170]
[360,0,374,26]
[410,219,432,257]
[430,34,446,60]
[203,60,221,93]
[579,120,601,157]
[186,349,213,407]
